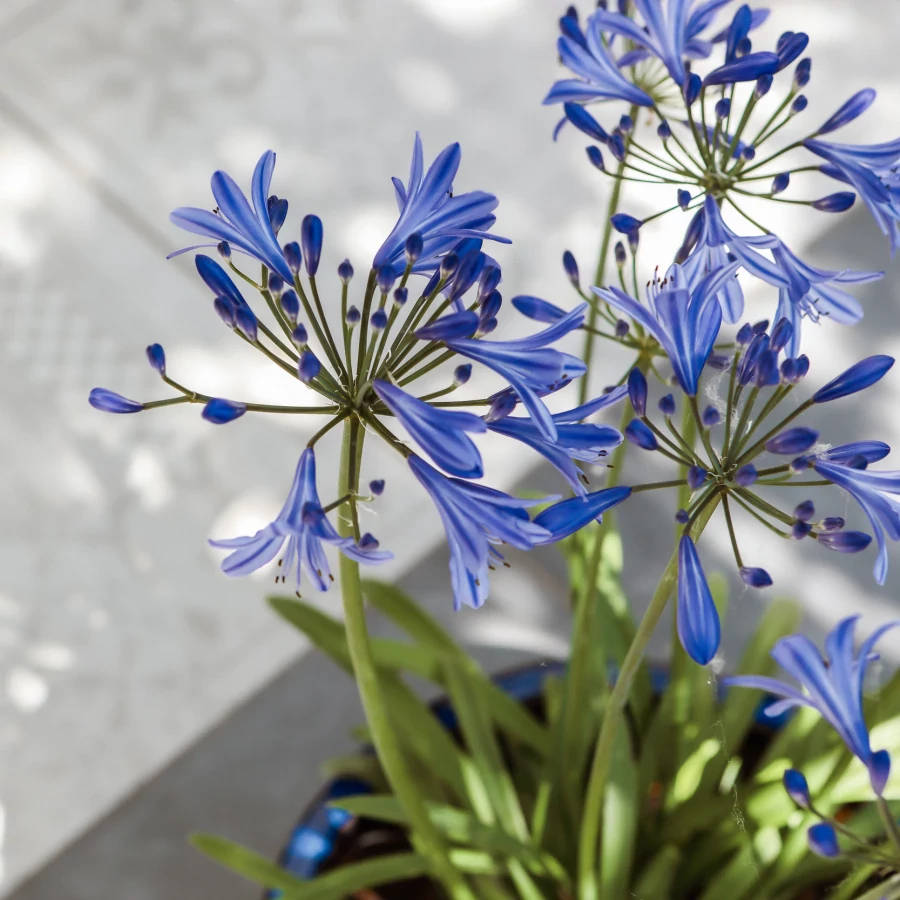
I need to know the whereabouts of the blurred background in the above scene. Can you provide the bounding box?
[2,0,900,896]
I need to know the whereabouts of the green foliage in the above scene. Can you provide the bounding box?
[194,553,900,899]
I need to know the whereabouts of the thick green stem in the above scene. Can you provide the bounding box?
[576,500,719,900]
[336,419,475,900]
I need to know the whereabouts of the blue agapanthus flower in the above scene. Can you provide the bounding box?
[169,150,295,284]
[443,304,589,441]
[373,133,510,273]
[210,449,392,591]
[725,616,897,796]
[594,261,739,395]
[544,7,655,108]
[806,135,900,255]
[486,387,627,494]
[408,454,553,610]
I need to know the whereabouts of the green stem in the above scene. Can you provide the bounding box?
[877,797,900,858]
[336,419,476,900]
[576,499,720,900]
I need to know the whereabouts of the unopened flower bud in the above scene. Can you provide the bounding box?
[657,120,672,140]
[300,214,323,276]
[783,769,811,807]
[772,173,790,195]
[405,232,424,264]
[454,364,472,385]
[792,521,813,540]
[202,398,246,425]
[615,319,630,338]
[658,394,676,416]
[675,508,690,524]
[615,242,627,268]
[821,517,845,532]
[292,323,308,346]
[486,391,517,423]
[393,287,408,307]
[715,98,731,120]
[755,74,773,97]
[687,466,707,491]
[702,406,721,427]
[89,388,143,414]
[346,306,361,326]
[618,114,634,134]
[337,259,354,283]
[284,241,302,275]
[146,343,165,377]
[371,308,388,331]
[625,419,658,450]
[267,273,285,296]
[586,145,605,171]
[298,350,321,383]
[440,253,459,280]
[562,250,579,287]
[790,95,808,115]
[280,289,300,323]
[376,264,396,294]
[794,500,816,522]
[217,241,231,260]
[735,464,758,487]
[235,307,258,342]
[369,480,385,497]
[627,367,648,416]
[678,189,691,210]
[740,567,773,588]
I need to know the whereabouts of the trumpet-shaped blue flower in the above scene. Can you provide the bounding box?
[677,535,720,665]
[806,135,900,254]
[812,459,900,584]
[446,304,588,442]
[725,616,897,795]
[486,387,627,494]
[170,150,295,284]
[544,8,654,108]
[408,455,552,610]
[594,261,739,395]
[373,134,509,273]
[210,449,391,591]
[373,380,486,479]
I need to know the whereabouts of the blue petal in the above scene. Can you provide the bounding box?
[813,355,894,403]
[703,51,779,86]
[415,311,480,341]
[532,486,632,542]
[817,89,877,135]
[512,295,568,323]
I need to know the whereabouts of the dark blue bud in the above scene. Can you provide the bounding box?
[346,306,361,326]
[812,192,856,213]
[478,317,498,336]
[796,355,810,380]
[477,266,502,304]
[736,322,753,346]
[794,57,811,89]
[615,319,630,338]
[780,357,799,383]
[369,480,385,497]
[702,406,721,427]
[658,394,676,416]
[739,333,767,385]
[735,464,758,486]
[512,295,566,323]
[708,353,731,372]
[454,364,472,385]
[608,133,626,162]
[615,241,627,266]
[619,114,634,134]
[89,388,143,414]
[479,289,502,323]
[486,391,517,423]
[371,309,388,331]
[300,214,323,276]
[794,500,816,522]
[405,232,424,264]
[562,250,580,286]
[675,508,690,524]
[817,88,876,135]
[337,259,354,283]
[704,52,779,87]
[783,769,811,807]
[715,98,731,120]
[283,241,302,275]
[267,272,285,296]
[376,264,396,294]
[628,229,640,254]
[393,287,408,308]
[267,196,288,235]
[742,146,756,161]
[657,120,672,140]
[821,517,845,532]
[776,32,809,71]
[766,426,819,455]
[217,241,231,260]
[726,5,752,62]
[358,533,380,552]
[813,355,894,403]
[415,311,479,342]
[769,318,793,353]
[625,419,658,450]
[740,567,773,588]
[298,350,321,383]
[752,319,769,336]
[817,531,873,553]
[755,74,773,97]
[754,351,780,388]
[235,307,258,342]
[737,36,752,56]
[678,189,691,210]
[440,253,460,280]
[688,466,708,491]
[772,173,790,195]
[790,456,812,473]
[280,289,300,323]
[292,324,308,346]
[792,521,812,540]
[146,343,165,377]
[684,72,702,105]
[807,823,839,859]
[202,398,246,425]
[586,145,605,171]
[214,296,236,328]
[627,367,648,416]
[790,95,808,116]
[564,102,609,143]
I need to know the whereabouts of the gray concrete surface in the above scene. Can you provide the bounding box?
[3,0,900,896]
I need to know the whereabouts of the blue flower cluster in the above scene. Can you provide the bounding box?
[90,137,631,610]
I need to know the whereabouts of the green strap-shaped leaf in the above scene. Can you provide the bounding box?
[361,578,459,653]
[598,725,639,900]
[632,845,681,897]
